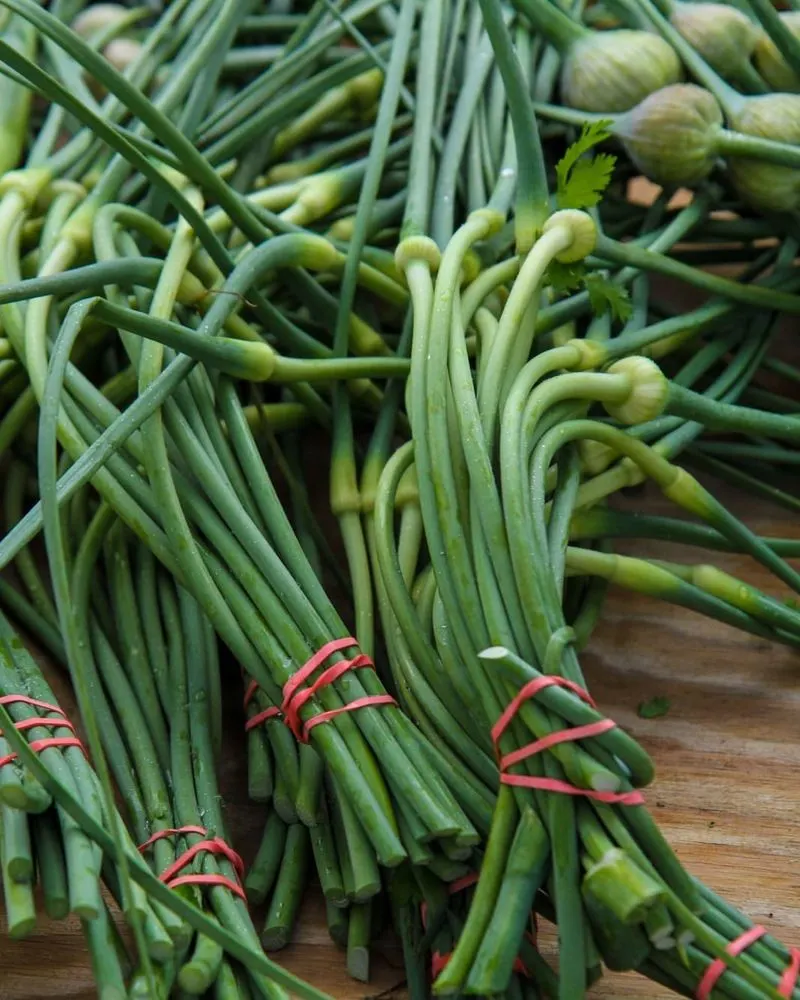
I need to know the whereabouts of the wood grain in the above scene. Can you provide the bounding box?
[2,479,800,999]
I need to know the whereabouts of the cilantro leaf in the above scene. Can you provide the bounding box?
[585,273,633,322]
[558,152,617,210]
[555,119,616,211]
[637,696,671,720]
[545,259,586,295]
[555,119,614,190]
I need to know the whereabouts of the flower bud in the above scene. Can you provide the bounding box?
[395,235,441,274]
[103,38,143,73]
[578,439,618,476]
[670,3,760,82]
[728,94,800,212]
[72,4,128,38]
[753,12,800,93]
[562,30,683,113]
[543,209,597,262]
[345,68,384,114]
[604,356,669,425]
[615,84,723,186]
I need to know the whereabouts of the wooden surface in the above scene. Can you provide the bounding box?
[3,478,800,999]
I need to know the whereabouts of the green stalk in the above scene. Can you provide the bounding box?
[467,806,550,993]
[569,506,800,558]
[477,0,549,247]
[104,521,170,770]
[326,899,348,948]
[1,800,32,882]
[592,234,800,315]
[328,0,417,660]
[666,381,800,444]
[32,811,69,920]
[635,0,747,117]
[309,808,346,907]
[511,0,588,50]
[0,699,334,999]
[744,0,800,76]
[433,786,518,994]
[346,900,372,982]
[4,464,56,626]
[327,773,381,901]
[178,933,225,994]
[0,633,106,921]
[261,823,310,951]
[400,0,444,240]
[0,808,35,937]
[0,14,36,173]
[431,19,497,247]
[82,901,128,1000]
[246,812,288,907]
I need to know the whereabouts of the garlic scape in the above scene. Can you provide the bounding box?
[667,0,767,93]
[754,11,800,93]
[511,0,682,112]
[747,0,800,89]
[632,0,800,210]
[536,85,800,195]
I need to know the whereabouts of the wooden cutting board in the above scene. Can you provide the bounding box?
[2,481,800,1000]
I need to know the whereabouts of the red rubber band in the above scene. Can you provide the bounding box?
[500,773,645,804]
[696,926,767,1000]
[243,679,259,710]
[245,706,281,732]
[423,876,534,981]
[491,675,597,746]
[137,826,246,900]
[447,872,479,895]
[243,678,282,732]
[0,715,78,736]
[511,931,538,977]
[282,637,359,710]
[300,694,396,743]
[493,675,643,806]
[0,735,85,769]
[279,638,396,742]
[423,872,518,982]
[166,873,246,900]
[283,653,373,737]
[0,694,66,712]
[779,948,800,997]
[499,719,616,771]
[420,872,479,930]
[0,696,85,768]
[138,826,207,851]
[696,929,800,1000]
[431,951,449,978]
[431,938,534,981]
[160,838,245,884]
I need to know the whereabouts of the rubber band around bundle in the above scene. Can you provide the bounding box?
[243,678,282,732]
[429,946,536,980]
[695,926,800,1000]
[421,873,535,981]
[0,694,85,769]
[280,637,396,742]
[491,675,645,806]
[138,825,246,900]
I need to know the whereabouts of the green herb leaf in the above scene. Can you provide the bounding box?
[545,259,586,294]
[558,152,616,209]
[637,696,671,720]
[585,273,633,322]
[555,119,616,210]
